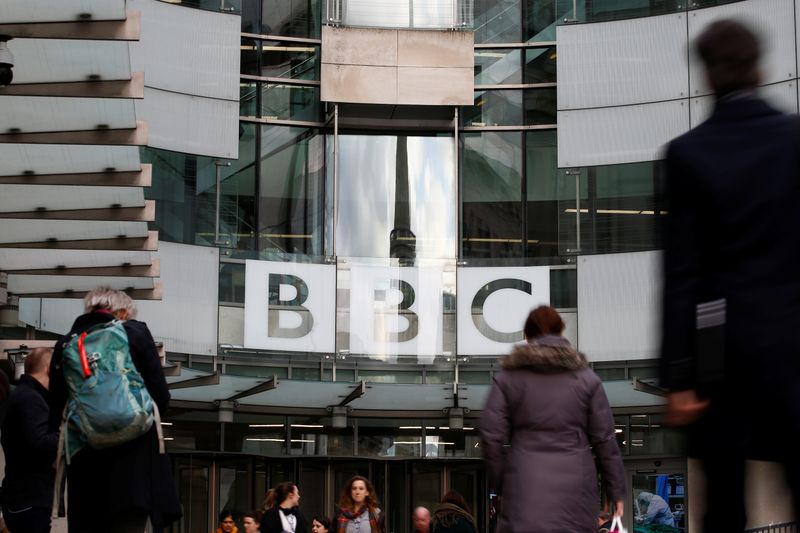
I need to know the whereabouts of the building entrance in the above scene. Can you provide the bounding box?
[170,454,486,533]
[625,460,687,533]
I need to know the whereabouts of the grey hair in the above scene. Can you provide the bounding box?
[84,287,137,318]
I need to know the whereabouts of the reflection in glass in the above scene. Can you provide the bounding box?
[259,126,325,255]
[549,268,577,308]
[335,135,456,259]
[263,0,321,38]
[462,132,523,258]
[241,39,260,76]
[474,49,521,85]
[462,90,523,127]
[358,419,422,457]
[580,0,682,23]
[260,84,321,121]
[289,416,355,456]
[261,42,319,80]
[341,0,468,29]
[525,0,572,41]
[241,81,258,116]
[524,88,557,125]
[474,0,522,43]
[524,46,557,83]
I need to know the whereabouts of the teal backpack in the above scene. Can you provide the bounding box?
[58,320,159,459]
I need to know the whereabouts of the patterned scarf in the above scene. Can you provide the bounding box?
[336,506,381,533]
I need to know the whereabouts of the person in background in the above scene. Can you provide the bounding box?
[660,18,800,533]
[0,348,58,533]
[311,515,332,533]
[243,511,262,533]
[412,506,430,533]
[260,482,308,533]
[430,491,477,533]
[635,492,674,527]
[334,476,385,533]
[217,510,238,533]
[49,288,180,532]
[480,305,626,533]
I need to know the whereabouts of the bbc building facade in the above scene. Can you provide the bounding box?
[0,0,797,531]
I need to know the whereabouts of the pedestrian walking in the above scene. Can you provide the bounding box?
[334,476,384,533]
[430,491,476,533]
[261,482,308,533]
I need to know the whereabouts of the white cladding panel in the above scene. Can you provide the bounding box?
[128,0,240,101]
[0,96,136,134]
[557,14,688,110]
[558,100,688,167]
[577,251,662,362]
[688,0,796,97]
[136,242,220,356]
[19,243,219,356]
[9,39,131,84]
[690,81,799,127]
[135,87,239,159]
[0,145,140,176]
[0,0,126,23]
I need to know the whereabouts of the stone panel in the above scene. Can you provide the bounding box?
[321,64,398,104]
[397,29,473,68]
[397,66,473,105]
[321,25,397,67]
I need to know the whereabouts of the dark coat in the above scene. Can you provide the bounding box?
[430,503,476,533]
[49,311,181,531]
[660,95,800,459]
[260,506,309,533]
[480,335,626,533]
[1,374,59,510]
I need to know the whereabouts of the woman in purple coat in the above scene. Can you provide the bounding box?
[480,306,626,533]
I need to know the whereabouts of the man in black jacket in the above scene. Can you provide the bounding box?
[661,19,800,533]
[1,348,59,533]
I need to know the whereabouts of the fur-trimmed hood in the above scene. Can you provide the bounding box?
[500,334,588,372]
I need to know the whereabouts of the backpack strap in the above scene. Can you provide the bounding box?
[51,408,68,520]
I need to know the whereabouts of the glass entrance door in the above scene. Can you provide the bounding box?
[628,462,686,533]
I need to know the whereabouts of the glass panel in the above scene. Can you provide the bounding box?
[224,365,289,379]
[332,462,371,497]
[525,0,571,42]
[592,161,663,253]
[388,463,409,533]
[425,370,455,384]
[688,0,741,8]
[241,38,260,76]
[614,415,628,455]
[218,458,252,523]
[358,419,423,457]
[462,90,523,127]
[581,0,682,23]
[262,0,321,39]
[289,415,355,456]
[449,463,486,531]
[220,262,246,303]
[298,461,326,520]
[424,419,481,458]
[241,81,258,116]
[163,416,221,451]
[462,131,523,258]
[259,126,325,256]
[474,0,522,44]
[526,130,559,257]
[524,88,557,125]
[632,472,686,531]
[556,168,590,255]
[629,415,686,456]
[240,0,262,33]
[358,370,423,383]
[594,367,626,380]
[474,49,522,85]
[291,367,321,380]
[228,414,286,454]
[338,0,465,29]
[335,135,456,259]
[411,463,441,512]
[260,84,321,121]
[549,268,576,308]
[323,368,356,381]
[459,370,491,384]
[335,259,456,363]
[261,41,320,80]
[142,139,256,254]
[174,456,211,533]
[524,46,557,83]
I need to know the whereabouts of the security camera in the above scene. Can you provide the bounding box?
[0,37,14,86]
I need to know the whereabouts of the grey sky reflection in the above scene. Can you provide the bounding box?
[336,135,455,259]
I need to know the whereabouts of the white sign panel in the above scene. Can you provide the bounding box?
[244,260,336,352]
[348,265,443,362]
[457,266,550,356]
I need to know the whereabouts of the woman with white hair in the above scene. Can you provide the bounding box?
[48,287,181,532]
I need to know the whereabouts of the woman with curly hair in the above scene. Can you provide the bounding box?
[333,476,384,533]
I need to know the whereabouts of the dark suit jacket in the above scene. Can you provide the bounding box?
[660,95,800,457]
[260,506,308,533]
[0,374,59,510]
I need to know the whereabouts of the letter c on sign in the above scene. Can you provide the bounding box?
[268,274,314,338]
[471,278,532,343]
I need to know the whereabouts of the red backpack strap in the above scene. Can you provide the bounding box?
[77,331,92,378]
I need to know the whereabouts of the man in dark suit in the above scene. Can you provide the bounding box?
[1,348,59,533]
[660,19,800,533]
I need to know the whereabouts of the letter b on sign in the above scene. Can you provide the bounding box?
[268,274,313,338]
